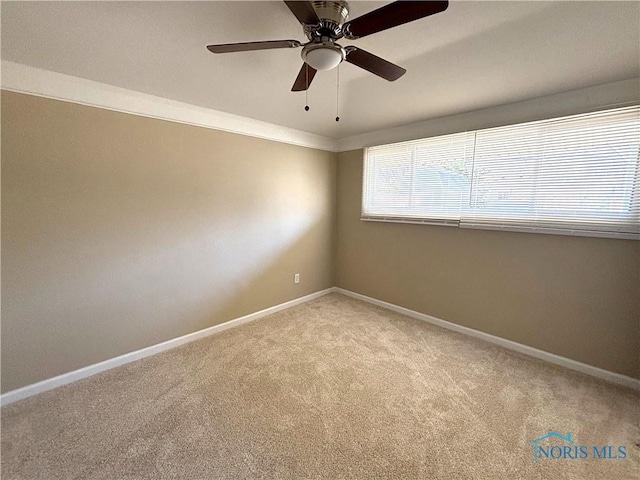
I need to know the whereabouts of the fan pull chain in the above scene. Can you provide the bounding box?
[304,64,310,111]
[335,65,340,122]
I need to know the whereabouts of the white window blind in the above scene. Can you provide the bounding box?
[362,132,475,225]
[362,106,640,239]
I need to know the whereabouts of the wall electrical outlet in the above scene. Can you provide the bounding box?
[294,273,300,284]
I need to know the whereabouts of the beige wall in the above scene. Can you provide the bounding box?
[1,91,336,392]
[336,149,640,379]
[2,89,639,393]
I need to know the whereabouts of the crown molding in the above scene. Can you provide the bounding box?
[0,61,338,152]
[4,61,637,156]
[337,78,640,152]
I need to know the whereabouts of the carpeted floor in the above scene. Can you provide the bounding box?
[1,293,639,479]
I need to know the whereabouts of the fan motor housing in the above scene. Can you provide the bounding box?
[307,1,350,38]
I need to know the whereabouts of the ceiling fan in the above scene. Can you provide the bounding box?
[207,1,449,92]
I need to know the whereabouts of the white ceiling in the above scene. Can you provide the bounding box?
[2,1,639,139]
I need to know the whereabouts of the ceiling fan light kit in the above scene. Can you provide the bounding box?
[301,42,345,71]
[206,1,449,112]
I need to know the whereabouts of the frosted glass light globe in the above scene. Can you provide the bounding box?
[304,47,343,71]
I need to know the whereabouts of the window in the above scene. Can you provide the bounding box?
[362,106,640,239]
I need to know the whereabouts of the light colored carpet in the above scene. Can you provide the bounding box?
[1,293,638,479]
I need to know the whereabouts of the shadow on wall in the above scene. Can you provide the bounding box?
[1,91,336,393]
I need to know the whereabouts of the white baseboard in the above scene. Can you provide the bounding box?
[4,286,637,406]
[334,288,640,391]
[0,288,335,406]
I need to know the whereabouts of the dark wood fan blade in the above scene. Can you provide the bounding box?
[291,63,317,91]
[207,40,301,54]
[345,47,406,81]
[284,1,320,25]
[343,1,448,39]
